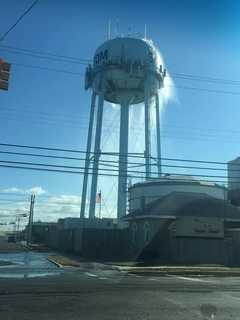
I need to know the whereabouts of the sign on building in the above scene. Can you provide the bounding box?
[175,216,224,238]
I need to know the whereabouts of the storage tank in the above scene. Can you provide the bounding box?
[85,37,165,104]
[129,175,227,213]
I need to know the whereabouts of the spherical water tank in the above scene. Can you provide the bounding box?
[85,37,165,104]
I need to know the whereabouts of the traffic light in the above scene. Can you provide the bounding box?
[0,59,11,91]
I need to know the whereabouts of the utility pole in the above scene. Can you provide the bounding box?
[16,216,20,241]
[27,193,35,245]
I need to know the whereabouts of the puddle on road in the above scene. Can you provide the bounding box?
[0,252,63,279]
[0,271,62,279]
[0,261,16,267]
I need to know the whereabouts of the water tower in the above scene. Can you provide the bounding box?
[80,37,166,220]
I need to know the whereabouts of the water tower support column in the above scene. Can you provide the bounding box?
[144,79,151,179]
[155,93,162,177]
[89,89,105,219]
[117,97,130,219]
[80,92,96,218]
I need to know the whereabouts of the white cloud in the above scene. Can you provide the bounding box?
[47,195,80,205]
[2,187,25,194]
[33,194,81,222]
[1,186,47,195]
[0,193,83,230]
[26,186,46,195]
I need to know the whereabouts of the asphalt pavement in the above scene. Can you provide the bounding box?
[0,253,240,320]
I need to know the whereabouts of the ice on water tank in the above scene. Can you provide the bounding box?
[85,37,165,104]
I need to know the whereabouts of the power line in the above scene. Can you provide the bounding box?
[12,61,84,76]
[0,149,239,175]
[1,107,240,144]
[0,105,90,121]
[172,72,240,85]
[7,60,240,96]
[2,44,240,87]
[0,158,230,180]
[0,44,91,63]
[0,0,40,42]
[0,155,236,184]
[0,141,235,167]
[0,46,90,65]
[168,84,240,96]
[0,162,232,185]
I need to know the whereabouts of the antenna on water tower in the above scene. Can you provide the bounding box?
[144,24,147,39]
[108,20,111,40]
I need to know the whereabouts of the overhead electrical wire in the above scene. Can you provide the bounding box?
[0,149,236,183]
[0,0,40,42]
[0,46,90,65]
[1,111,240,145]
[2,60,239,96]
[1,46,240,95]
[2,103,240,147]
[12,61,84,76]
[1,44,240,86]
[0,141,236,167]
[168,85,240,96]
[0,158,232,180]
[1,148,240,175]
[0,162,232,185]
[171,72,240,85]
[0,142,232,170]
[0,44,91,63]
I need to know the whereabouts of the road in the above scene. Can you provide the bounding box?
[0,251,62,278]
[0,252,240,320]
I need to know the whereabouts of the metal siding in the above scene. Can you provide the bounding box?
[129,183,226,212]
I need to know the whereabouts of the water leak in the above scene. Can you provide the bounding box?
[0,251,63,279]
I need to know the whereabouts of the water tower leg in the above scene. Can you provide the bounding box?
[117,98,129,219]
[155,93,162,177]
[89,91,104,219]
[80,92,96,218]
[144,80,151,179]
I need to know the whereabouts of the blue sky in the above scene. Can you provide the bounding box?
[0,0,240,226]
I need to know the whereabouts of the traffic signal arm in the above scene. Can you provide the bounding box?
[0,59,11,91]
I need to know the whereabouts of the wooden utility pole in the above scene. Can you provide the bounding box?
[27,194,35,245]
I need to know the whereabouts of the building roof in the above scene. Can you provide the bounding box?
[129,176,226,190]
[126,191,240,220]
[228,157,240,164]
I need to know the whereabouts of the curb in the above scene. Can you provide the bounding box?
[47,257,63,268]
[114,265,240,277]
[124,270,240,277]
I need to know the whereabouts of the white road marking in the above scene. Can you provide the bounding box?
[175,276,213,283]
[85,272,98,277]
